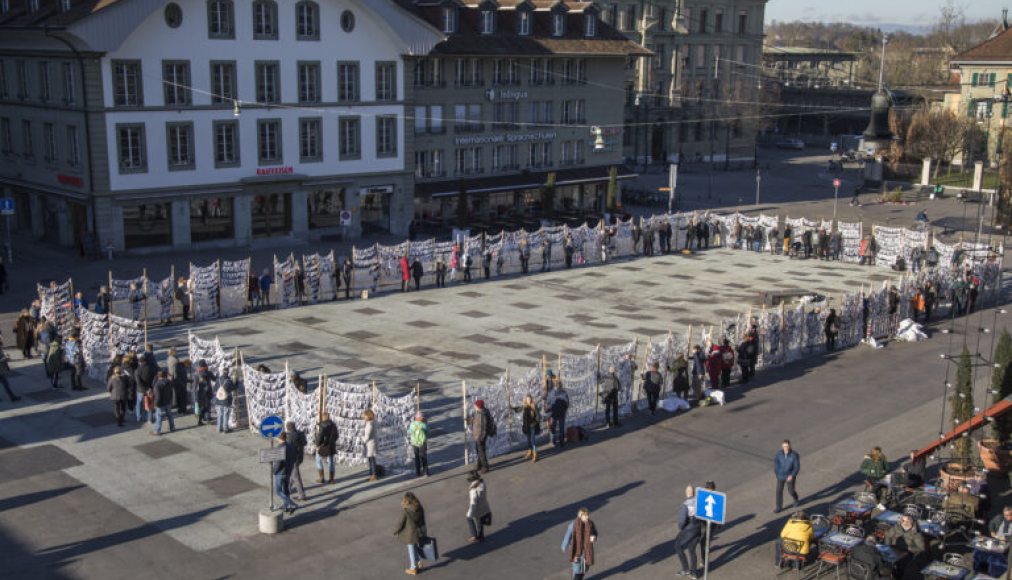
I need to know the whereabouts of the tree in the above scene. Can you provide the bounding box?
[455,188,469,227]
[992,329,1012,441]
[999,127,1012,225]
[950,346,975,467]
[887,108,913,169]
[540,172,557,220]
[605,166,618,212]
[905,107,971,177]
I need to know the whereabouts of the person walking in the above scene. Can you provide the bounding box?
[273,431,299,515]
[151,370,176,435]
[675,486,702,578]
[824,308,839,352]
[736,335,757,384]
[363,409,379,481]
[166,348,188,415]
[466,470,491,543]
[13,309,35,359]
[342,258,354,300]
[470,399,494,474]
[516,394,541,462]
[600,365,621,428]
[45,337,64,389]
[411,258,424,292]
[548,381,570,448]
[0,337,21,402]
[214,370,236,433]
[36,318,53,370]
[561,507,597,580]
[774,440,801,513]
[107,365,129,426]
[641,361,663,415]
[192,360,215,426]
[285,421,307,501]
[315,411,338,483]
[482,248,492,279]
[134,346,157,422]
[408,412,430,477]
[393,492,427,575]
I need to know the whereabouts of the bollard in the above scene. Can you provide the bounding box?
[259,509,283,534]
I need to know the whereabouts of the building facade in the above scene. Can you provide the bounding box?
[401,0,644,224]
[0,0,443,252]
[600,0,767,165]
[950,20,1012,167]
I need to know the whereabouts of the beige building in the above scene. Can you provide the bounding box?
[949,18,1012,166]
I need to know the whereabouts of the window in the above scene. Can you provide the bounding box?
[338,116,360,159]
[15,60,27,99]
[413,58,443,87]
[297,61,320,103]
[162,61,191,105]
[0,118,9,154]
[207,0,235,38]
[528,100,553,124]
[481,10,494,34]
[698,9,707,33]
[518,9,531,35]
[542,59,553,84]
[526,141,550,167]
[552,12,565,36]
[529,58,542,84]
[0,61,6,98]
[493,102,519,129]
[375,62,396,101]
[416,105,444,134]
[441,7,456,33]
[0,0,8,15]
[376,116,397,157]
[66,125,79,166]
[657,8,666,31]
[213,120,239,167]
[491,144,519,171]
[340,10,355,32]
[21,120,33,158]
[38,62,50,101]
[561,99,584,124]
[123,203,172,248]
[299,117,322,162]
[28,0,37,12]
[653,45,663,69]
[576,58,586,83]
[454,103,481,132]
[584,13,596,37]
[116,124,146,172]
[337,62,359,102]
[252,193,291,238]
[308,189,346,229]
[253,0,278,39]
[166,122,194,170]
[624,5,635,31]
[62,62,75,104]
[191,196,234,241]
[454,58,483,87]
[454,146,483,175]
[210,61,236,103]
[257,119,282,164]
[714,9,723,32]
[696,45,706,68]
[255,61,279,103]
[295,1,319,40]
[112,60,142,106]
[415,150,445,178]
[43,122,55,162]
[59,0,70,12]
[738,10,747,34]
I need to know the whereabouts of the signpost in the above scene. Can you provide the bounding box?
[695,487,727,580]
[259,415,284,511]
[832,178,842,221]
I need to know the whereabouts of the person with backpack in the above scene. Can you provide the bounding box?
[470,399,495,474]
[363,409,379,481]
[257,269,272,309]
[94,285,112,316]
[600,366,621,428]
[408,413,430,477]
[127,281,146,321]
[315,412,338,484]
[192,360,215,426]
[641,361,663,415]
[214,370,236,433]
[285,421,307,500]
[151,370,175,435]
[548,381,570,448]
[465,470,491,543]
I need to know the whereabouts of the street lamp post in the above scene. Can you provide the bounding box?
[833,177,841,221]
[754,169,761,206]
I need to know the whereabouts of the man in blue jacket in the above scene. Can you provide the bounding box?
[774,439,801,513]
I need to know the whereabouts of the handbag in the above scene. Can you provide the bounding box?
[571,556,586,575]
[480,513,492,526]
[419,537,439,561]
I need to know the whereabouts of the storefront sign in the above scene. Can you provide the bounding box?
[255,166,294,176]
[486,88,529,101]
[56,174,83,187]
[454,131,557,146]
[359,185,394,196]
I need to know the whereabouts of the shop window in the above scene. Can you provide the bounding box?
[308,188,346,229]
[190,196,234,242]
[251,192,291,237]
[123,203,172,248]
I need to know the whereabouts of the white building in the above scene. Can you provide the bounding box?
[0,0,442,252]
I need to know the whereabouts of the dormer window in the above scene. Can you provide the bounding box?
[481,9,495,34]
[441,6,457,33]
[552,12,565,36]
[518,9,531,35]
[28,0,39,12]
[584,13,596,36]
[60,0,71,12]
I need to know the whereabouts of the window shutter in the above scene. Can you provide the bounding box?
[990,73,997,87]
[968,99,975,117]
[1003,101,1008,118]
[972,72,979,86]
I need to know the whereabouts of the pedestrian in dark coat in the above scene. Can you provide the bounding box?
[719,339,735,387]
[151,370,175,435]
[13,310,35,359]
[393,492,427,575]
[45,338,64,389]
[514,394,541,461]
[315,412,338,483]
[824,309,839,351]
[166,348,188,415]
[774,440,801,513]
[671,353,690,399]
[471,399,493,473]
[675,486,703,576]
[736,336,758,383]
[641,362,662,415]
[107,367,128,426]
[342,258,353,300]
[285,421,307,500]
[600,366,621,427]
[482,249,492,279]
[411,258,424,291]
[192,360,215,425]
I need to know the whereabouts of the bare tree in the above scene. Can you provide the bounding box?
[905,107,971,176]
[936,0,966,48]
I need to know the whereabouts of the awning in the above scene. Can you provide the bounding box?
[912,395,1012,462]
[417,164,637,198]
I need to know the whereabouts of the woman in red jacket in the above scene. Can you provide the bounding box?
[399,255,410,292]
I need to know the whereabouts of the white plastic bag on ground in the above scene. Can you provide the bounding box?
[895,318,927,342]
[703,388,725,406]
[661,396,690,413]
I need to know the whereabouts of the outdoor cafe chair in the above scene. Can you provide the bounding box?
[776,538,807,577]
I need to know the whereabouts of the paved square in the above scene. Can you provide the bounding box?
[134,439,188,460]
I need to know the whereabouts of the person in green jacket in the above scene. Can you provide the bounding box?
[408,413,430,478]
[860,446,889,500]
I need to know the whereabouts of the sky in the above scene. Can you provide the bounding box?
[764,0,1005,28]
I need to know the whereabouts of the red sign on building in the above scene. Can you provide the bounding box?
[255,166,294,176]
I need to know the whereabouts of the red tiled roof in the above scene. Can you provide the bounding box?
[952,26,1012,63]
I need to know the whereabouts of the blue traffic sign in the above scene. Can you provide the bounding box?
[695,488,727,525]
[0,198,14,216]
[259,415,283,438]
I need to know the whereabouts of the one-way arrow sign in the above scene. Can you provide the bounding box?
[695,488,726,525]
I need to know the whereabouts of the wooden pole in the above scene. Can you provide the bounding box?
[372,380,377,409]
[108,270,113,316]
[504,367,513,433]
[687,325,694,353]
[635,338,651,411]
[142,268,148,323]
[351,245,357,297]
[462,380,469,465]
[594,344,602,420]
[240,351,254,433]
[319,373,326,422]
[170,264,176,319]
[415,381,421,414]
[143,320,148,347]
[68,277,77,324]
[283,360,290,421]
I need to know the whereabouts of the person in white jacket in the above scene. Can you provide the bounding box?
[466,471,491,543]
[363,409,378,481]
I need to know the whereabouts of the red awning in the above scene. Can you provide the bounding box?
[913,395,1012,462]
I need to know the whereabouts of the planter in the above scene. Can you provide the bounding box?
[979,439,1012,474]
[939,462,985,492]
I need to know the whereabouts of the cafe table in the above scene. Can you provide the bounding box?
[922,561,971,580]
